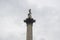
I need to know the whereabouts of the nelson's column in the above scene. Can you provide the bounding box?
[24,9,36,40]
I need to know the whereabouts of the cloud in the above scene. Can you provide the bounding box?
[0,16,26,40]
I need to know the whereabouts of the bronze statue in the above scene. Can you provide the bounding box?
[28,9,32,18]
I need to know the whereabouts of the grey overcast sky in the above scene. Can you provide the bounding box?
[0,0,60,40]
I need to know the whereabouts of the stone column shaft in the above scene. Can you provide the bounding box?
[27,24,33,40]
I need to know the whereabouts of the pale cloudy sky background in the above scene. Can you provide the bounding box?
[0,0,60,40]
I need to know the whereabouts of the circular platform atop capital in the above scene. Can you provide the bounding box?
[24,17,35,24]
